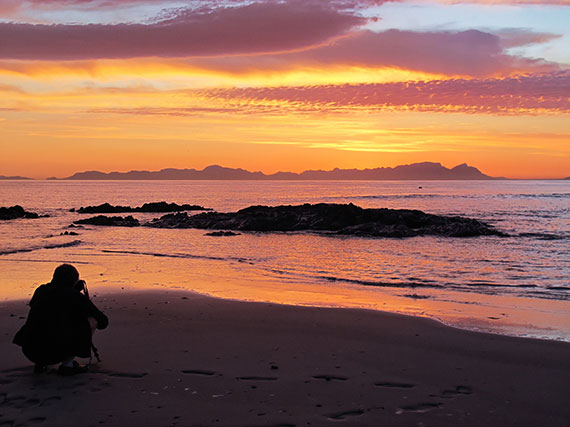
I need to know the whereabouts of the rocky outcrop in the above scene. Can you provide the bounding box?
[74,215,140,227]
[147,203,505,238]
[72,201,211,213]
[0,205,43,220]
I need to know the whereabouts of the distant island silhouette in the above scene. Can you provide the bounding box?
[0,175,31,180]
[55,162,503,180]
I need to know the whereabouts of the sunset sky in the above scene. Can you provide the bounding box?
[1,0,569,179]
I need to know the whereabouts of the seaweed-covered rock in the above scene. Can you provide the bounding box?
[147,203,505,238]
[0,205,42,220]
[72,201,210,213]
[74,215,140,227]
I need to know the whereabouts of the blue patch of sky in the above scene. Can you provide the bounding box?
[0,2,188,24]
[363,2,570,65]
[0,0,255,24]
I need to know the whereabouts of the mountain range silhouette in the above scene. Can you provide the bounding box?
[55,162,502,180]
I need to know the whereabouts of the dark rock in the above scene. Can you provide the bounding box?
[136,202,212,213]
[204,231,241,237]
[76,202,131,213]
[74,215,140,227]
[0,205,41,220]
[60,231,79,236]
[147,203,506,238]
[75,201,211,213]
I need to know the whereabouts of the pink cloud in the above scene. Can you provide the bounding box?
[192,29,560,77]
[496,30,561,49]
[194,71,570,115]
[0,2,364,60]
[0,0,563,78]
[303,30,557,76]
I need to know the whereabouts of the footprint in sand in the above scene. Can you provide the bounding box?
[374,381,415,389]
[22,398,41,408]
[397,402,442,414]
[2,395,26,409]
[39,396,62,407]
[107,372,148,379]
[326,409,365,420]
[440,385,473,397]
[181,370,218,377]
[312,375,347,382]
[21,417,47,426]
[0,367,30,374]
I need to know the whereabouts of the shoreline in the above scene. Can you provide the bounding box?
[3,269,570,343]
[2,288,569,426]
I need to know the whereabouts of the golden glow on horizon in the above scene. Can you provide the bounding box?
[0,59,568,180]
[0,60,452,91]
[1,103,568,179]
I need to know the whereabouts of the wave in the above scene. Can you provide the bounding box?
[518,232,568,240]
[261,268,445,290]
[497,193,570,199]
[524,290,570,301]
[319,275,445,289]
[259,267,568,302]
[546,286,570,291]
[355,194,444,200]
[0,240,82,256]
[101,249,252,264]
[464,282,538,289]
[353,192,570,200]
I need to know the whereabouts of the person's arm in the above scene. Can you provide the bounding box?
[86,299,109,330]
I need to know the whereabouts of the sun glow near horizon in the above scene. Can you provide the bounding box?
[0,1,569,179]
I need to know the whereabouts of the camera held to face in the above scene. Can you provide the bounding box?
[75,280,86,292]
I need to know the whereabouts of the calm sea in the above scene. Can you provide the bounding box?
[1,180,569,341]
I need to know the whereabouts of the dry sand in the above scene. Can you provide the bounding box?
[1,289,569,426]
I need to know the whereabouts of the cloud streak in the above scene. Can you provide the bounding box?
[191,71,570,116]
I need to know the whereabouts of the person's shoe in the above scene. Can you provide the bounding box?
[58,361,88,376]
[33,364,46,374]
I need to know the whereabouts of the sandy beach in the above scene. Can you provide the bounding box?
[1,289,569,427]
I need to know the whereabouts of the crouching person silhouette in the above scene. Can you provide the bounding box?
[13,264,109,375]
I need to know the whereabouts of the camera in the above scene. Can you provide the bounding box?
[75,279,86,292]
[75,280,90,299]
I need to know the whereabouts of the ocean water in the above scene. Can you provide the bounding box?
[1,180,569,341]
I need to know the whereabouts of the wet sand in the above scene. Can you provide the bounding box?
[1,289,569,426]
